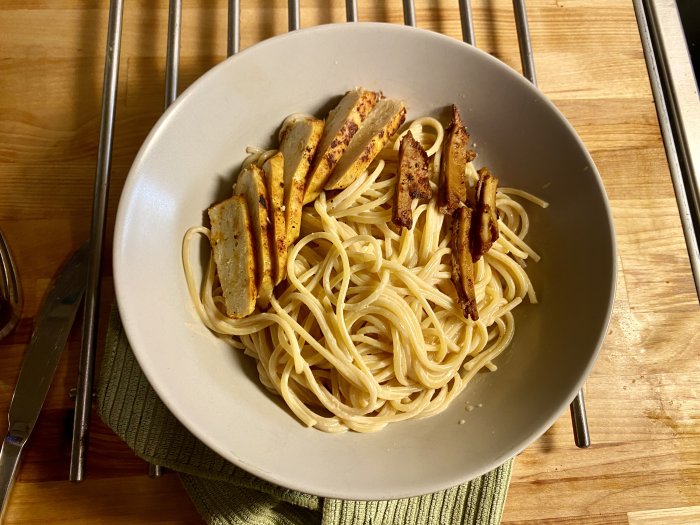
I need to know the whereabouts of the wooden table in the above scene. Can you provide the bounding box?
[1,1,699,523]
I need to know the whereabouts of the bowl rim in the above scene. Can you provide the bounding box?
[113,21,617,499]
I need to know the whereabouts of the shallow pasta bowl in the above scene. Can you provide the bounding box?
[113,23,615,500]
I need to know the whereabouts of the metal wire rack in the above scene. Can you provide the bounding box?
[69,0,653,481]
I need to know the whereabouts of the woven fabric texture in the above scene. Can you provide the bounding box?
[96,309,513,525]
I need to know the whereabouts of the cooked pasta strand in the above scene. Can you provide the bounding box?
[182,116,541,432]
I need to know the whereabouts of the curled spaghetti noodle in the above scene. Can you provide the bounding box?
[182,117,544,433]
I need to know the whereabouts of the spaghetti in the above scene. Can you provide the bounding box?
[183,116,543,433]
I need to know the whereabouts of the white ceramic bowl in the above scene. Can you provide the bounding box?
[114,23,615,500]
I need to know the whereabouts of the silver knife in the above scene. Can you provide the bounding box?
[0,243,88,520]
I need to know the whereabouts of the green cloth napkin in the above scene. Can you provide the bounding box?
[97,309,514,525]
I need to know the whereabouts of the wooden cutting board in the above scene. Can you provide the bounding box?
[0,1,698,523]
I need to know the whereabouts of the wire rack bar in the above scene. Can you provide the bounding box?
[633,0,700,297]
[346,0,358,22]
[510,0,590,449]
[570,392,591,447]
[228,0,241,57]
[164,0,182,109]
[403,0,416,27]
[148,0,184,479]
[512,0,537,85]
[458,0,475,45]
[289,0,300,31]
[75,0,615,480]
[69,0,125,482]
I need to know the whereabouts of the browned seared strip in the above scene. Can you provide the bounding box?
[278,115,324,243]
[471,167,500,262]
[303,89,379,204]
[392,131,430,230]
[262,152,288,285]
[439,105,471,215]
[236,164,274,309]
[324,98,406,191]
[407,137,431,201]
[451,206,479,321]
[207,195,257,318]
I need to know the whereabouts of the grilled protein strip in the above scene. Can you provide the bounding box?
[392,130,431,229]
[439,105,475,215]
[472,167,500,261]
[451,205,479,321]
[325,98,407,191]
[304,89,379,204]
[262,152,288,284]
[207,195,257,318]
[279,115,324,243]
[236,164,275,309]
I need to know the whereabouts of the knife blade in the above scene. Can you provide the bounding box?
[0,242,88,520]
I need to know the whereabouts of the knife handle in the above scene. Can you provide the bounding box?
[0,435,24,522]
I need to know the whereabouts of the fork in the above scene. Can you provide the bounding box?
[0,229,22,341]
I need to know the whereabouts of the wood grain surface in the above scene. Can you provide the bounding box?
[1,1,698,523]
